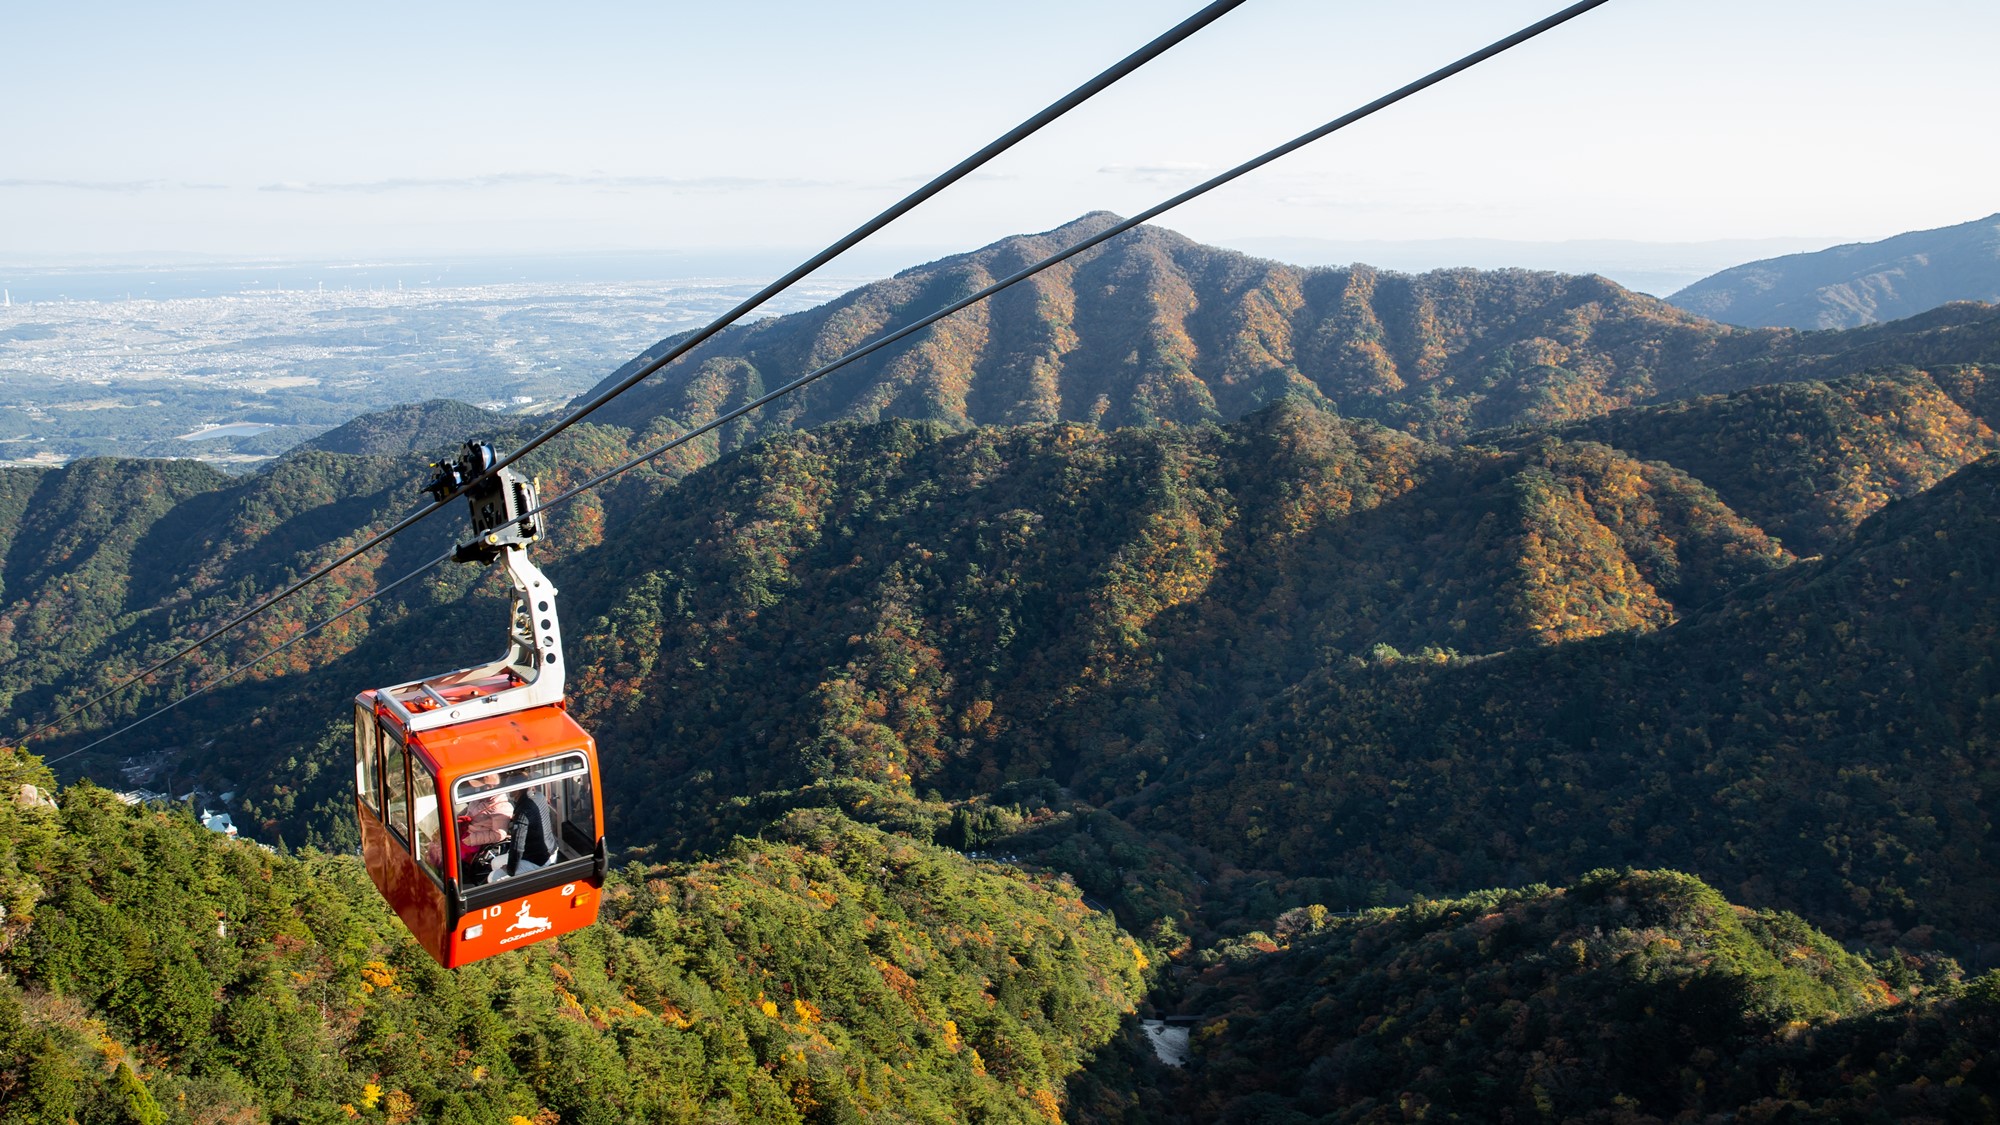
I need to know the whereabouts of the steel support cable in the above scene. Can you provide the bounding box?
[140,0,1626,733]
[37,551,455,770]
[35,0,1624,760]
[18,0,1247,748]
[480,0,1250,481]
[510,0,1620,529]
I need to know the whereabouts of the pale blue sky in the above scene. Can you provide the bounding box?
[4,0,1994,263]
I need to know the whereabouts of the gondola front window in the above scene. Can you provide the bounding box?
[454,771,516,886]
[451,753,597,868]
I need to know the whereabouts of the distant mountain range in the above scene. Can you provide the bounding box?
[1670,212,2000,329]
[299,398,498,457]
[1218,233,1832,297]
[583,213,2000,446]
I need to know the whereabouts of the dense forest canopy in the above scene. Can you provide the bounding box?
[6,218,2000,1119]
[0,750,1145,1125]
[2,752,1992,1125]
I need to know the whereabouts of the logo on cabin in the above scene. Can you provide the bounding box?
[500,900,553,944]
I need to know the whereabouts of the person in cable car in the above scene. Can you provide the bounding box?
[352,441,606,968]
[456,772,513,885]
[500,783,558,879]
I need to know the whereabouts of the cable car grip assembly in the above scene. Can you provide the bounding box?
[374,441,566,733]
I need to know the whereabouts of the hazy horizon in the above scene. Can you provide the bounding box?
[0,225,1896,302]
[5,0,1993,263]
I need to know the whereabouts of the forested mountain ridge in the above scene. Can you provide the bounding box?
[578,213,2000,444]
[7,385,1999,952]
[0,749,1146,1125]
[3,402,1777,841]
[8,220,2000,1117]
[3,243,2000,941]
[1141,449,2000,946]
[578,213,1753,443]
[300,399,498,457]
[1150,870,1998,1123]
[0,422,643,726]
[1534,362,2000,554]
[561,408,1788,845]
[1670,211,2000,329]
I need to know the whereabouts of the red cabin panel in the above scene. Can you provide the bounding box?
[354,691,605,968]
[450,878,601,962]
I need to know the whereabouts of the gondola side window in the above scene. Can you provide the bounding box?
[383,738,411,844]
[556,769,595,858]
[411,759,443,881]
[353,706,383,815]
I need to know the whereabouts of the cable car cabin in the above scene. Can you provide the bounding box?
[352,441,606,968]
[353,694,604,968]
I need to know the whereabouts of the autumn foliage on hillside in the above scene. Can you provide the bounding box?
[1138,450,2000,947]
[1146,870,1998,1123]
[577,215,2000,446]
[1546,364,2000,553]
[0,749,1141,1125]
[6,222,2000,1119]
[4,747,1990,1124]
[7,382,2000,957]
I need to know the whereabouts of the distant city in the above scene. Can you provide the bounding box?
[0,258,870,468]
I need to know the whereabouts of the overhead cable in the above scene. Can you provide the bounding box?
[512,0,1622,524]
[47,0,1616,760]
[18,0,1247,748]
[35,552,455,770]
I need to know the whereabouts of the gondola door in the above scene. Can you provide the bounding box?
[354,700,454,965]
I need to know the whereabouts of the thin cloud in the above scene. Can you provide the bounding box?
[258,172,850,194]
[885,169,1017,187]
[1098,162,1214,184]
[0,178,226,192]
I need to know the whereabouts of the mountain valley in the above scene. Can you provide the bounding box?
[4,216,2000,1122]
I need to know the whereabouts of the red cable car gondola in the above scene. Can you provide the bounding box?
[352,443,605,968]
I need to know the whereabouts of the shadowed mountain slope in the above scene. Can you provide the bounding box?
[553,408,1786,846]
[1139,453,2000,944]
[0,424,636,729]
[9,389,2000,951]
[299,398,498,457]
[1671,212,2000,329]
[0,402,1783,854]
[1138,870,1997,1124]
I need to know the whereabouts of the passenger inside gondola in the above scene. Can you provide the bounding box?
[450,753,597,884]
[504,784,557,877]
[455,773,513,885]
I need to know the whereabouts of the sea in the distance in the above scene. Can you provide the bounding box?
[0,247,933,304]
